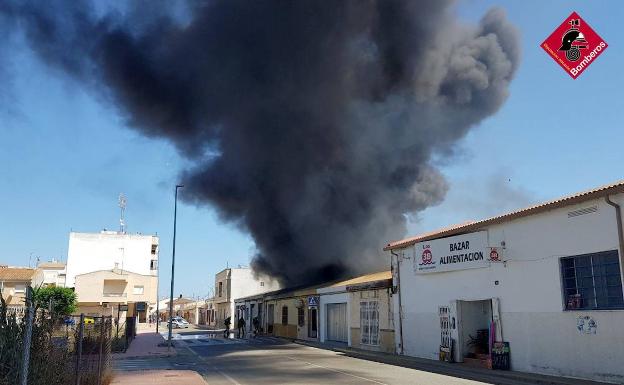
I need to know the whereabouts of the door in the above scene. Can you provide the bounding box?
[308,307,318,338]
[326,303,347,342]
[267,304,274,334]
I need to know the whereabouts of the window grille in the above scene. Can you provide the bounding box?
[360,301,379,345]
[561,250,624,310]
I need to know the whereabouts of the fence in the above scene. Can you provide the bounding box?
[0,294,113,385]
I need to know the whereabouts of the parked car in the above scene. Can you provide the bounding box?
[170,317,190,328]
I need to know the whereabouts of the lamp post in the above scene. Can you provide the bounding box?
[167,184,184,350]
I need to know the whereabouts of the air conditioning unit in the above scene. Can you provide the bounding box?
[102,303,110,308]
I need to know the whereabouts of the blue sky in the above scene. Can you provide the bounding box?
[1,1,622,297]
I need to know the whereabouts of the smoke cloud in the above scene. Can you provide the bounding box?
[1,1,520,286]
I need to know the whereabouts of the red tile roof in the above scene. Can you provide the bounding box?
[385,180,624,251]
[0,267,38,281]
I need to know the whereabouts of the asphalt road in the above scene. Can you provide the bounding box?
[175,336,490,385]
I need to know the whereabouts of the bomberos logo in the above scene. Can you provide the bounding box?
[541,11,608,79]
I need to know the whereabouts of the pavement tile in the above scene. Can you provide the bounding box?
[111,370,208,385]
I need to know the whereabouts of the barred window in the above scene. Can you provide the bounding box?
[281,306,288,325]
[360,301,379,345]
[561,250,624,310]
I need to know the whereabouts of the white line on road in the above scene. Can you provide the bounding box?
[213,366,244,385]
[285,356,389,385]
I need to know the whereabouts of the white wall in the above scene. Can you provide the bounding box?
[393,195,624,383]
[66,232,158,288]
[319,290,349,344]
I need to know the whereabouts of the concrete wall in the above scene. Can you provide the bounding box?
[66,232,158,287]
[393,194,624,383]
[349,288,395,353]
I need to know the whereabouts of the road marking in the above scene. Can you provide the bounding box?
[285,356,389,385]
[213,366,243,385]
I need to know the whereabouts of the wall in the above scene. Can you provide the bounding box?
[348,288,395,353]
[75,270,157,305]
[393,195,624,383]
[66,232,158,287]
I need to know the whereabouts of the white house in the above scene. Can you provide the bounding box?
[385,181,624,383]
[37,260,66,287]
[213,267,280,328]
[66,231,159,288]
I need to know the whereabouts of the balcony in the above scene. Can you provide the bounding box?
[103,292,127,298]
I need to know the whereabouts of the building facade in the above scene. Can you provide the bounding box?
[66,230,159,324]
[386,182,624,383]
[213,267,280,328]
[38,260,66,287]
[74,268,157,322]
[0,266,43,308]
[66,231,159,288]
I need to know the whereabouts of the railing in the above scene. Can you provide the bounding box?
[102,293,127,298]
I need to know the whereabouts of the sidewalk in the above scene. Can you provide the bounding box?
[293,339,612,385]
[111,370,207,385]
[113,324,176,359]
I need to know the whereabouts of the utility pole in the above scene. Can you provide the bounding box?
[167,184,183,350]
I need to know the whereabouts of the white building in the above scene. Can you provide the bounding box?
[66,230,159,323]
[37,260,66,287]
[386,181,624,383]
[214,267,280,327]
[66,231,159,288]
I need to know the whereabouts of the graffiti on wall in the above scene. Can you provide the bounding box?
[577,315,597,334]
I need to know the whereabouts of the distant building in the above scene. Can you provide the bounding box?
[0,266,43,308]
[37,260,66,287]
[66,230,159,324]
[213,267,280,328]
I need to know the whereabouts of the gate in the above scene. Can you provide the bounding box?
[326,303,347,342]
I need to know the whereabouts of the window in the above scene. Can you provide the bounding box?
[561,250,624,310]
[150,259,158,270]
[14,284,26,294]
[360,301,380,345]
[260,281,265,287]
[297,307,305,326]
[281,306,288,325]
[151,244,158,255]
[218,282,223,297]
[133,285,144,295]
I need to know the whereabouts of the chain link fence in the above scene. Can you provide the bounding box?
[0,292,113,385]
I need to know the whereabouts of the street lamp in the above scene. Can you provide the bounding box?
[167,184,184,350]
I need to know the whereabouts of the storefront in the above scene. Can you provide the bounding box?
[386,183,624,383]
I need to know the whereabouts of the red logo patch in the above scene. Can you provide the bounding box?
[541,12,608,79]
[421,249,433,265]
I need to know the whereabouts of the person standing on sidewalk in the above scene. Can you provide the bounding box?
[223,316,231,338]
[252,317,260,338]
[237,317,246,338]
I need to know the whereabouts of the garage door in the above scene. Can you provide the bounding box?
[326,303,347,342]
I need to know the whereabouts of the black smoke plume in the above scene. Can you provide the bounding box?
[1,1,520,286]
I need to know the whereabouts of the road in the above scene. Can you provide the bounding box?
[115,329,491,385]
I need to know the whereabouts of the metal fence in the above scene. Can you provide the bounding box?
[0,295,114,385]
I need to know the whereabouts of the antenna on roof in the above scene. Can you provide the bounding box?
[118,193,127,234]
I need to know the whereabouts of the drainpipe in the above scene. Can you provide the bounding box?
[390,249,405,355]
[605,196,624,295]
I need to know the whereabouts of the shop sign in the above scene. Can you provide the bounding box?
[413,231,489,274]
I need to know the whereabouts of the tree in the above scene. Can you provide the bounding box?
[33,286,77,316]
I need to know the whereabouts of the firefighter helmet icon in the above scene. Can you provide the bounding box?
[559,19,587,61]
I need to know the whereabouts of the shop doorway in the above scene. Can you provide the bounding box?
[267,304,274,334]
[308,307,318,338]
[457,299,492,364]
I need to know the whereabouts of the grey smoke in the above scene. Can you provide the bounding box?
[1,1,520,286]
